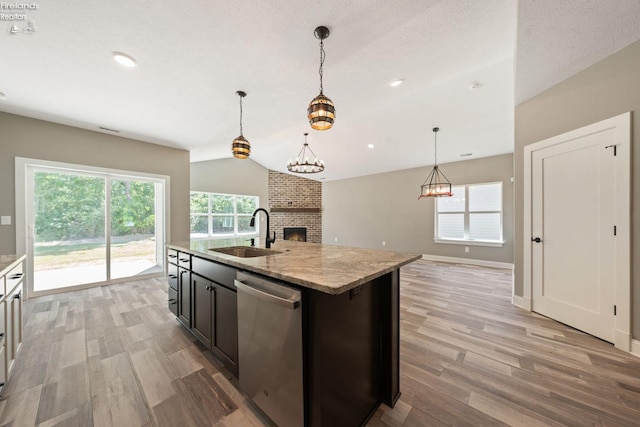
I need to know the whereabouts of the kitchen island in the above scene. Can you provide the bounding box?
[166,239,420,427]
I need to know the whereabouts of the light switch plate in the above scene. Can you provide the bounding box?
[1,216,11,225]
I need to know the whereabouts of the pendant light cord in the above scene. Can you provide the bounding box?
[239,95,243,136]
[433,130,438,166]
[319,39,325,94]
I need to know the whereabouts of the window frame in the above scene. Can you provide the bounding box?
[434,181,504,247]
[190,191,259,240]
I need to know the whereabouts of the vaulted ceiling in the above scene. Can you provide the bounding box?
[2,0,639,181]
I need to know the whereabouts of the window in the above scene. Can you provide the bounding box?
[435,182,503,246]
[190,192,259,239]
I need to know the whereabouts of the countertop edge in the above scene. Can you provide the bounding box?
[166,243,421,295]
[0,254,26,278]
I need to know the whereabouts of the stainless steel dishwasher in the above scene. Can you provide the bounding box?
[235,272,303,427]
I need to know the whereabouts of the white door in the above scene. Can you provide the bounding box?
[525,113,630,348]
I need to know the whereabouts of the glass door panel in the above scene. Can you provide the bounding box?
[110,179,162,279]
[33,171,106,291]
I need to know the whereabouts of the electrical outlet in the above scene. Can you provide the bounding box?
[0,216,11,225]
[465,247,469,253]
[334,237,338,242]
[382,241,386,246]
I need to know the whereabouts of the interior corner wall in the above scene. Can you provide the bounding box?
[190,158,269,242]
[0,111,191,255]
[322,153,514,263]
[514,39,640,339]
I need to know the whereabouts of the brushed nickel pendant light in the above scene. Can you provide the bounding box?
[231,91,251,159]
[307,26,335,131]
[287,133,325,173]
[419,127,453,198]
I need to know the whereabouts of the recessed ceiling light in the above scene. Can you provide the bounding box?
[460,152,473,157]
[389,79,404,87]
[368,144,375,149]
[469,81,482,90]
[112,52,137,68]
[0,91,6,100]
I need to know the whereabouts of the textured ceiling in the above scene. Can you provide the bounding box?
[516,0,640,104]
[1,1,639,181]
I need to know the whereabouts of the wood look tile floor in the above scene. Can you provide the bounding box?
[1,260,639,426]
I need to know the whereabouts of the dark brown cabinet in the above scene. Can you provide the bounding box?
[168,249,191,328]
[191,274,212,347]
[210,282,238,374]
[177,266,191,327]
[190,273,238,374]
[167,249,238,376]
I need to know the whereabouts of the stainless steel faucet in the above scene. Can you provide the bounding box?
[250,208,276,248]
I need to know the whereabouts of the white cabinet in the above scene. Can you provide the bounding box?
[0,255,24,395]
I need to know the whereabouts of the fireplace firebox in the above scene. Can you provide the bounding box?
[283,227,307,242]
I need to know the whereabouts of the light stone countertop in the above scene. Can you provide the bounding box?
[167,240,421,295]
[0,254,26,277]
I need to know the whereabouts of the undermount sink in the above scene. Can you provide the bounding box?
[209,246,282,258]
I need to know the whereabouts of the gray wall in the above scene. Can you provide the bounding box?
[323,153,514,263]
[0,111,191,255]
[514,39,640,338]
[190,158,269,241]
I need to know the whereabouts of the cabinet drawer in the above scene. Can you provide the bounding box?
[168,288,178,316]
[192,256,236,290]
[167,249,179,265]
[5,263,24,294]
[178,253,191,269]
[167,263,178,291]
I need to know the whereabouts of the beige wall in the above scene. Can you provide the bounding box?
[190,158,269,241]
[0,112,191,255]
[322,153,514,263]
[514,39,640,338]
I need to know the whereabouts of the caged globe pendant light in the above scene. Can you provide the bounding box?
[307,26,335,131]
[418,127,453,198]
[231,91,251,159]
[287,133,325,173]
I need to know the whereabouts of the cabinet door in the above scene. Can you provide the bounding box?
[191,275,212,348]
[0,302,5,392]
[11,286,22,358]
[177,267,191,328]
[211,284,238,375]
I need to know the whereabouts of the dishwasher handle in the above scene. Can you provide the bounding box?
[235,280,300,310]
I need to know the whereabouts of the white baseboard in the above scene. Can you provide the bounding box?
[631,339,640,358]
[511,295,532,311]
[614,330,631,352]
[421,254,514,270]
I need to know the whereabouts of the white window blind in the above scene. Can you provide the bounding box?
[436,182,503,245]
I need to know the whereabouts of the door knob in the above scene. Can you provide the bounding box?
[531,237,542,243]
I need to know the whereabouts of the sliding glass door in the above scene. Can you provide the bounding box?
[110,178,161,279]
[27,165,165,295]
[33,171,107,291]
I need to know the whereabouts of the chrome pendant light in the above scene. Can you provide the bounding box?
[287,133,325,173]
[419,127,453,198]
[231,91,251,159]
[307,26,335,131]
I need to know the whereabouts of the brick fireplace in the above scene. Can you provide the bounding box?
[268,170,321,243]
